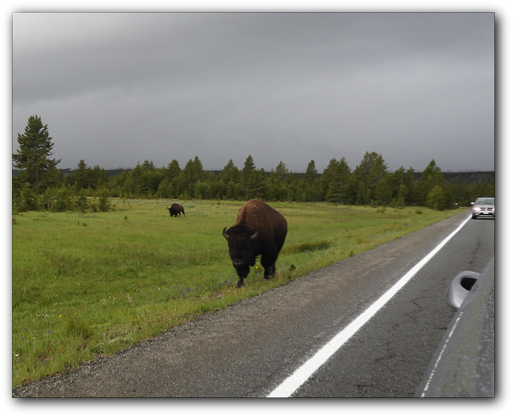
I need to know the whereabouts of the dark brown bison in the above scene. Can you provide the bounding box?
[222,199,287,288]
[168,203,185,217]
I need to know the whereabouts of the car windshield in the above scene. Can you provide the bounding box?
[475,198,494,205]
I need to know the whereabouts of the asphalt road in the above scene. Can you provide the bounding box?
[13,209,494,398]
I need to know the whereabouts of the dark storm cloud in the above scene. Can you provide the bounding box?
[13,12,494,172]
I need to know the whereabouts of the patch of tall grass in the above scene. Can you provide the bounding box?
[12,199,462,387]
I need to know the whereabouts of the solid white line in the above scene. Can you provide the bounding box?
[419,312,463,397]
[267,215,472,398]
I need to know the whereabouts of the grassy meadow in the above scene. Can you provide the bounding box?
[12,199,463,387]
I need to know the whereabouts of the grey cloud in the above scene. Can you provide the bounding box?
[13,12,494,172]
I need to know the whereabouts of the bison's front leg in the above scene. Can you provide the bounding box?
[264,265,275,280]
[234,264,250,288]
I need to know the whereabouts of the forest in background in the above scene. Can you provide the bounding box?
[12,115,495,214]
[12,154,495,214]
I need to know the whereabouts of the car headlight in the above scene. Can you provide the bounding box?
[473,207,481,213]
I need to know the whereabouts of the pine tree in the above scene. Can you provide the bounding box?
[242,155,257,199]
[268,161,288,201]
[304,160,318,184]
[74,159,91,190]
[13,115,61,193]
[163,159,181,197]
[303,160,320,202]
[165,159,181,181]
[180,156,205,197]
[142,159,156,171]
[353,152,388,205]
[250,169,266,199]
[374,177,393,206]
[426,185,446,210]
[396,184,408,207]
[404,168,418,205]
[219,159,235,183]
[418,160,445,206]
[242,155,256,186]
[321,159,339,190]
[322,158,351,204]
[219,159,241,184]
[90,165,109,189]
[274,161,288,181]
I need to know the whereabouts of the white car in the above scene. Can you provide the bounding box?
[471,197,495,219]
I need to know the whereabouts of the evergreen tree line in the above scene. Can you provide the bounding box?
[12,116,494,213]
[14,153,495,213]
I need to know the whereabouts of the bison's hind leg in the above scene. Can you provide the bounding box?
[261,253,277,281]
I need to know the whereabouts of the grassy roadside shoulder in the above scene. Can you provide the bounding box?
[12,199,464,387]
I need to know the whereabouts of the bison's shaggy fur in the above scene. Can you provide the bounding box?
[223,199,287,287]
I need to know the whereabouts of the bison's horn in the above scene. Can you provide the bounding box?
[222,227,229,240]
[250,229,259,240]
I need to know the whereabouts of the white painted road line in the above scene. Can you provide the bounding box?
[267,215,472,398]
[419,312,463,397]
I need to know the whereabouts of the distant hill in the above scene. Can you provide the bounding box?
[411,171,495,185]
[12,168,132,178]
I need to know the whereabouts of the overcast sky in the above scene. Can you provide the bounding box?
[12,12,494,173]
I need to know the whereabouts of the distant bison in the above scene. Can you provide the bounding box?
[223,199,287,288]
[168,203,185,217]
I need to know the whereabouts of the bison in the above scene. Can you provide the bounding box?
[223,199,287,288]
[168,203,185,217]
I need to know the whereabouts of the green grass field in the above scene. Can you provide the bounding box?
[12,199,463,387]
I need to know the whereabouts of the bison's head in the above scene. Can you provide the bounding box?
[222,225,258,271]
